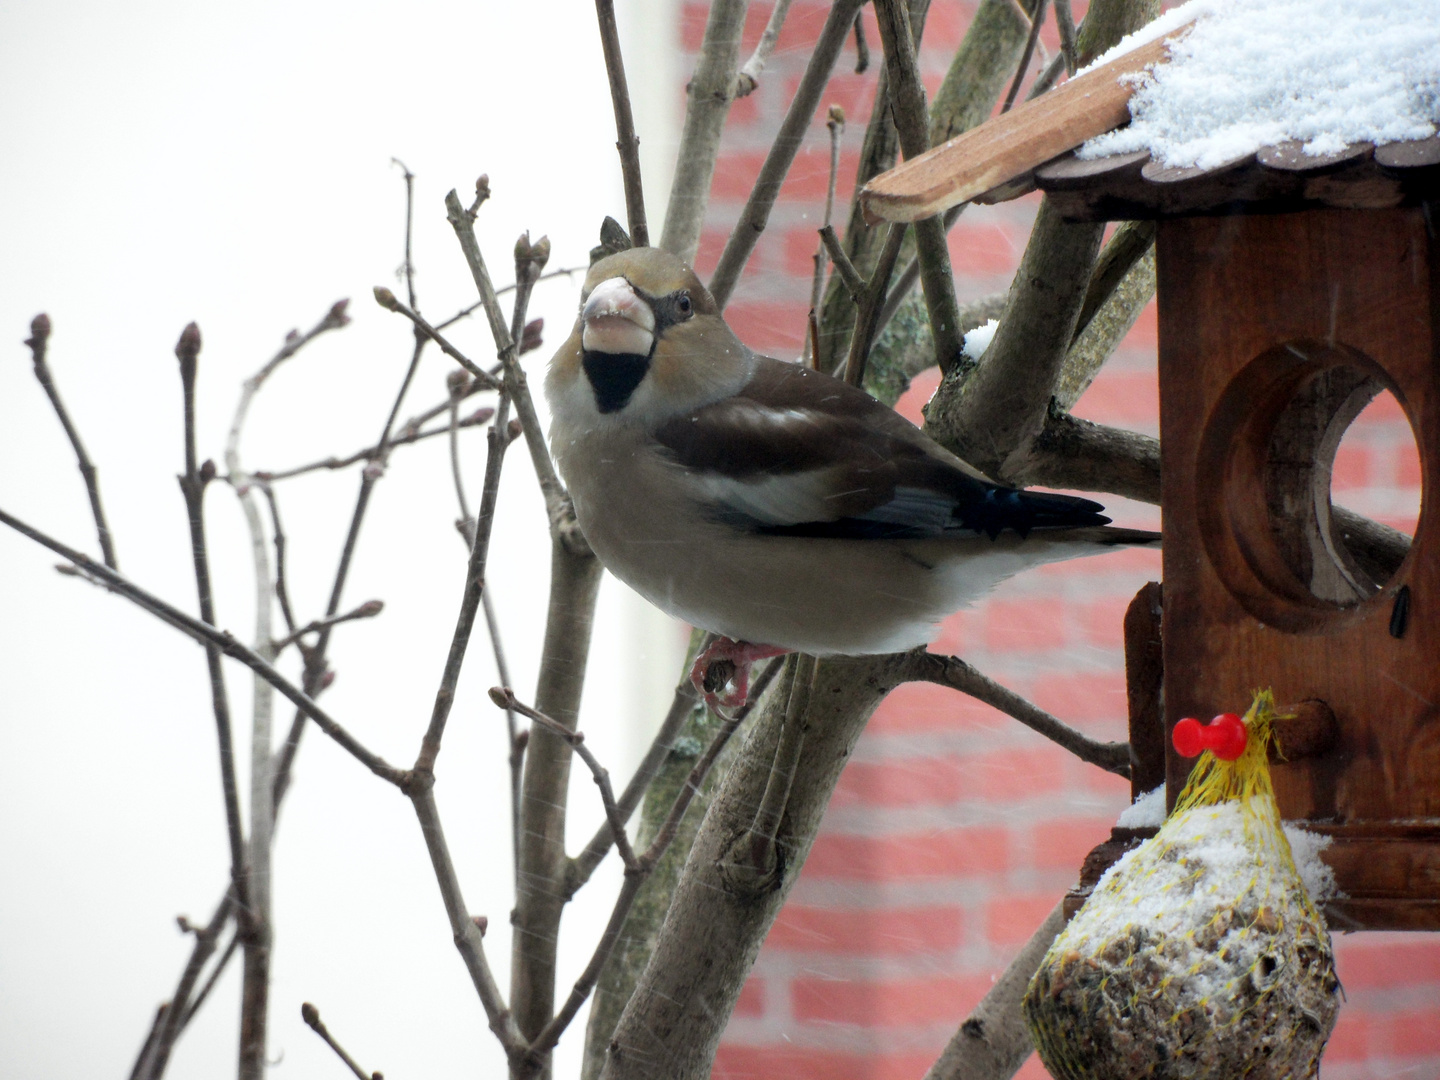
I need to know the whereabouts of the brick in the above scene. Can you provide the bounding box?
[964,745,1069,802]
[734,977,765,1018]
[1331,441,1373,491]
[714,1047,938,1080]
[725,299,809,353]
[835,756,966,807]
[791,973,992,1026]
[805,826,1011,881]
[1030,671,1128,735]
[920,1,976,49]
[986,893,1061,946]
[710,150,767,200]
[1321,1010,1372,1062]
[726,87,762,130]
[796,72,876,125]
[1027,817,1116,872]
[868,678,1011,734]
[1075,595,1133,648]
[1070,369,1159,428]
[767,903,965,955]
[1397,440,1423,487]
[928,609,967,656]
[693,227,731,277]
[680,2,708,52]
[948,220,1029,277]
[783,226,825,279]
[1376,1008,1440,1057]
[894,366,941,426]
[1333,934,1440,990]
[984,598,1069,652]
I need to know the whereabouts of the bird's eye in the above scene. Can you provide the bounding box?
[676,292,693,317]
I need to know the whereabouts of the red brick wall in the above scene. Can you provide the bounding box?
[689,3,1440,1077]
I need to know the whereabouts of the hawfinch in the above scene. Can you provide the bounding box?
[544,248,1159,704]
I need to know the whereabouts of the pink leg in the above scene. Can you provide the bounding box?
[690,637,791,711]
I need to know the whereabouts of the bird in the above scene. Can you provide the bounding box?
[544,246,1160,708]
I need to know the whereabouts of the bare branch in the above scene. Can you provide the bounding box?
[130,893,234,1080]
[1054,0,1078,75]
[527,659,779,1068]
[709,0,867,309]
[408,778,526,1056]
[907,651,1131,776]
[660,0,748,263]
[872,0,966,372]
[738,654,813,878]
[253,409,493,483]
[843,221,908,387]
[1001,0,1047,112]
[818,225,866,300]
[25,313,118,569]
[923,901,1063,1079]
[594,0,648,246]
[434,266,581,332]
[852,8,870,73]
[734,0,794,97]
[301,1003,381,1080]
[273,600,384,654]
[566,671,702,897]
[372,286,502,389]
[806,107,848,365]
[0,506,407,786]
[444,191,584,553]
[492,689,639,872]
[174,324,249,911]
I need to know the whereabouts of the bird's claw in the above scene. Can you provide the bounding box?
[690,638,790,712]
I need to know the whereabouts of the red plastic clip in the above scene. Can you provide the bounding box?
[1172,713,1248,760]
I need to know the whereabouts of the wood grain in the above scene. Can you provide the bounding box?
[859,32,1184,222]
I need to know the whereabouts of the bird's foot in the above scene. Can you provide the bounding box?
[691,638,791,712]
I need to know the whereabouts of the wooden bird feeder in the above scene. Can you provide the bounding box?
[862,32,1440,931]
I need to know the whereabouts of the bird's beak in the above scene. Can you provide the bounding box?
[581,277,655,357]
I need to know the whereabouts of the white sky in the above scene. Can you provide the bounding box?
[0,2,683,1078]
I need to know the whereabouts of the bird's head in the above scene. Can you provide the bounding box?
[546,247,753,429]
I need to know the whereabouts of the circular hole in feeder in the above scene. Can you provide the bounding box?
[1196,342,1422,629]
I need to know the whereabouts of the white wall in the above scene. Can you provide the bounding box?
[0,2,683,1077]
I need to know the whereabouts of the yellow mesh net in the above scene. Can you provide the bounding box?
[1022,690,1340,1080]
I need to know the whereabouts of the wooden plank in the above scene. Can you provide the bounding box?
[1258,139,1373,174]
[859,29,1189,223]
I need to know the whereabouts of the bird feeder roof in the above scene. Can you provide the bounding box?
[861,8,1440,224]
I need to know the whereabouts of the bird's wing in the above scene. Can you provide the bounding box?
[652,357,1112,539]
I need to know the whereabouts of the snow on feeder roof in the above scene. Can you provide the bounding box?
[860,0,1440,223]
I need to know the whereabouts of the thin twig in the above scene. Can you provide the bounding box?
[130,892,235,1080]
[182,930,240,1028]
[1054,0,1077,76]
[874,202,968,341]
[871,0,967,373]
[444,191,583,553]
[1028,47,1068,101]
[594,0,648,246]
[734,0,795,97]
[911,651,1131,776]
[253,409,493,483]
[1002,0,1048,112]
[709,0,867,309]
[745,654,814,872]
[301,1003,380,1080]
[818,225,867,300]
[0,506,407,785]
[408,779,526,1055]
[372,287,501,389]
[660,0,749,263]
[522,658,779,1065]
[272,600,384,653]
[807,107,847,365]
[433,266,581,332]
[491,689,639,871]
[174,324,249,911]
[843,221,908,387]
[565,672,702,897]
[25,313,118,569]
[260,485,297,635]
[852,8,870,73]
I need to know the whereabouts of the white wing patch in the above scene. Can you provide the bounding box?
[688,468,844,526]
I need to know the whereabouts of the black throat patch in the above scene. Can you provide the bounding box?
[582,351,651,414]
